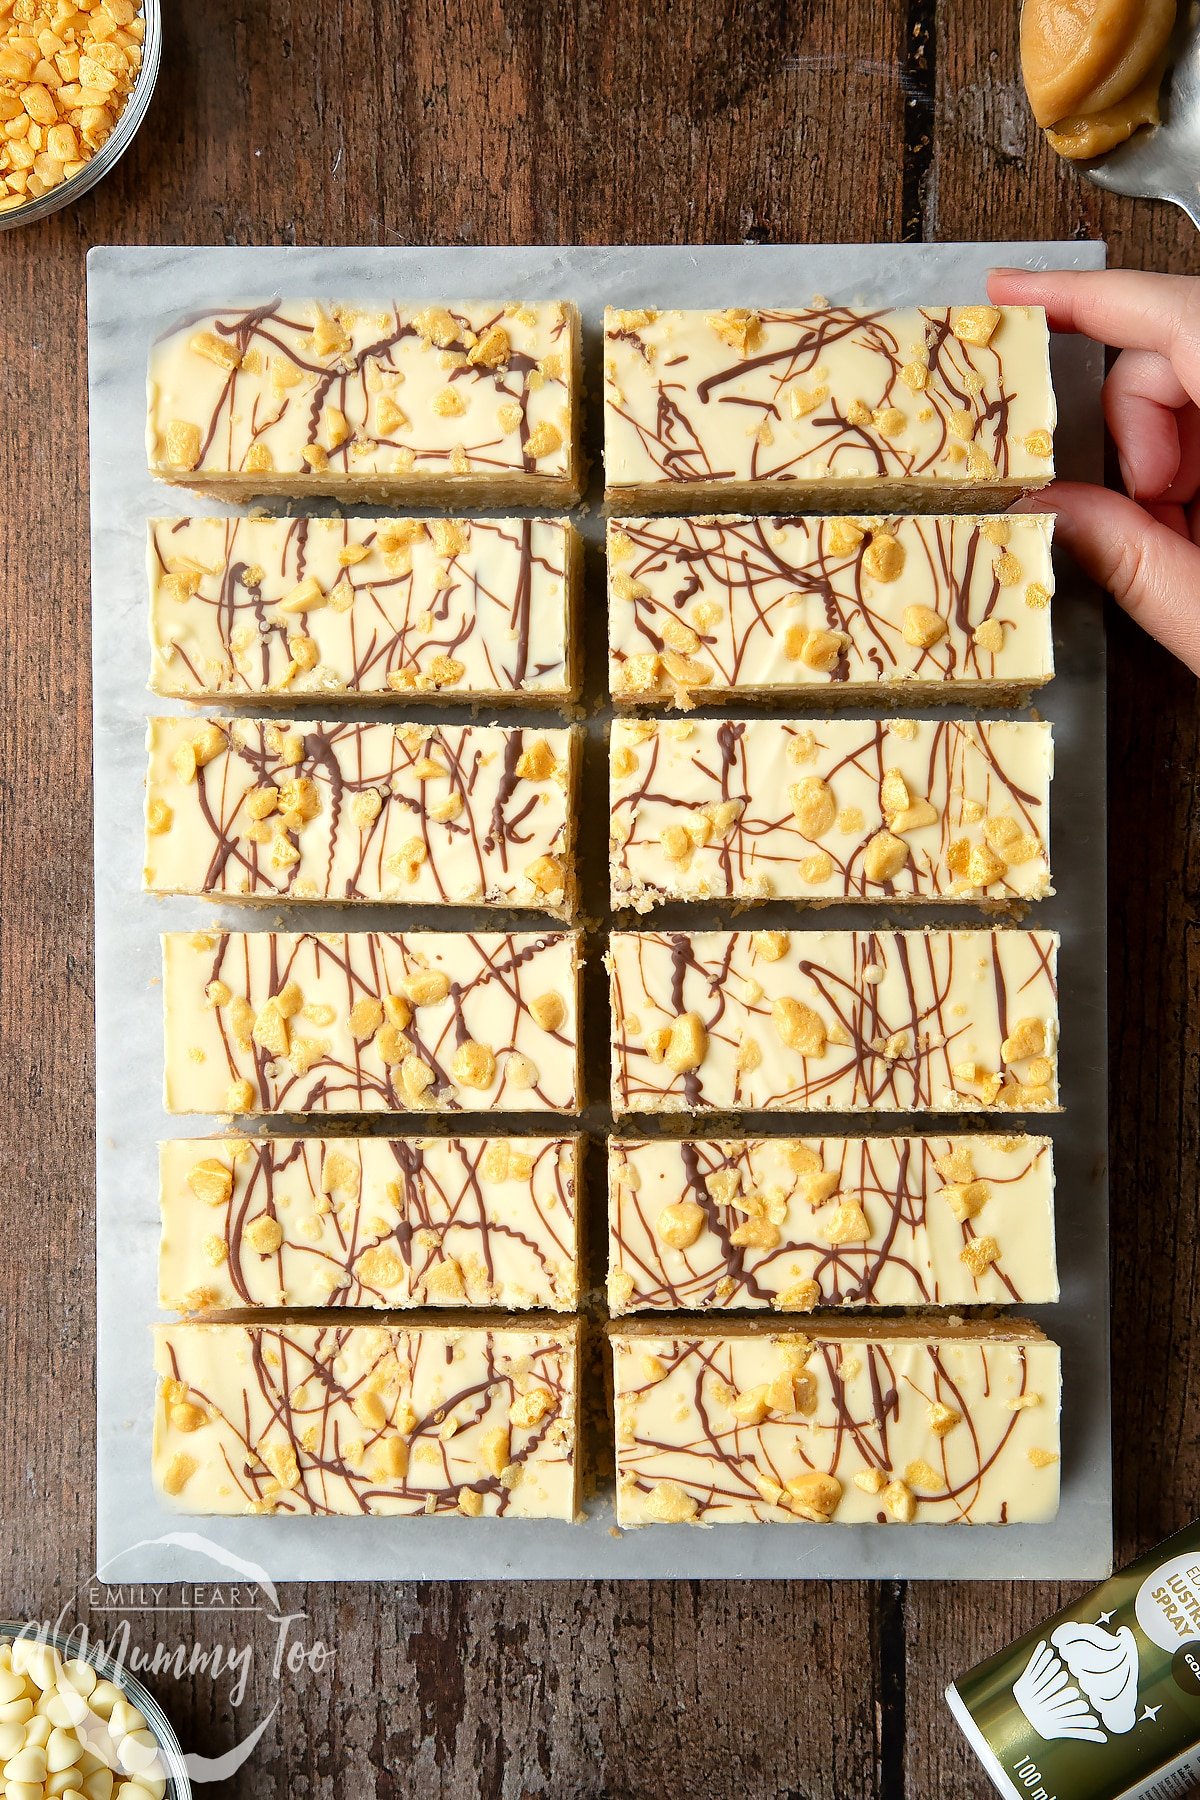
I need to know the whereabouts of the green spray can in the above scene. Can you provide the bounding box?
[948,1520,1200,1799]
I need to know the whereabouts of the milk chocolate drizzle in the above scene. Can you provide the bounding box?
[158,1321,576,1517]
[607,514,1052,697]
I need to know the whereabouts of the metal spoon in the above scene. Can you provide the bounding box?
[1079,6,1200,228]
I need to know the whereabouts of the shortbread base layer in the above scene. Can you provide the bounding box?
[152,886,579,917]
[155,470,584,507]
[604,477,1051,515]
[613,677,1050,710]
[615,896,1037,915]
[161,685,581,706]
[614,1314,1046,1344]
[621,1093,1062,1116]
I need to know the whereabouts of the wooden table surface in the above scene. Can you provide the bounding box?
[1,3,1195,1795]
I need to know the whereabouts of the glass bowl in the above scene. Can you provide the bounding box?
[0,1618,191,1798]
[0,0,161,232]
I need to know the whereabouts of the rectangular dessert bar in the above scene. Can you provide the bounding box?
[607,513,1054,706]
[147,300,583,504]
[160,1135,582,1313]
[610,1318,1061,1526]
[603,304,1054,511]
[149,515,581,703]
[610,716,1052,910]
[154,1317,581,1519]
[145,718,578,915]
[607,1133,1057,1314]
[608,927,1059,1114]
[162,929,583,1116]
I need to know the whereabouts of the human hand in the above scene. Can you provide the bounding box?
[987,266,1200,676]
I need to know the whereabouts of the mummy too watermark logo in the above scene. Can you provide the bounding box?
[31,1532,335,1784]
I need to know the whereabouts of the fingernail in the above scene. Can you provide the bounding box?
[1119,455,1137,499]
[1015,486,1067,528]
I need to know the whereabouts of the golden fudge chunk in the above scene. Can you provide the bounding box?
[0,0,146,218]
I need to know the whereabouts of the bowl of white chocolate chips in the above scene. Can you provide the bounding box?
[0,1625,190,1800]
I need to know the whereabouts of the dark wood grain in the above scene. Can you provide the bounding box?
[900,7,1199,1795]
[0,1,1196,1794]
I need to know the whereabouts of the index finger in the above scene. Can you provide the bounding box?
[987,268,1200,394]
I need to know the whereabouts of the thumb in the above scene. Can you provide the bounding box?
[1019,482,1200,676]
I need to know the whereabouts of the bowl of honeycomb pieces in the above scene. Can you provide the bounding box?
[0,0,160,228]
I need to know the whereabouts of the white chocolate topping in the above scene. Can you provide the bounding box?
[607,513,1054,702]
[145,717,577,914]
[147,299,581,500]
[162,929,582,1116]
[155,1318,580,1519]
[610,716,1052,908]
[611,1322,1061,1525]
[149,515,578,702]
[160,1135,582,1313]
[604,305,1055,505]
[607,1134,1057,1313]
[609,927,1059,1114]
